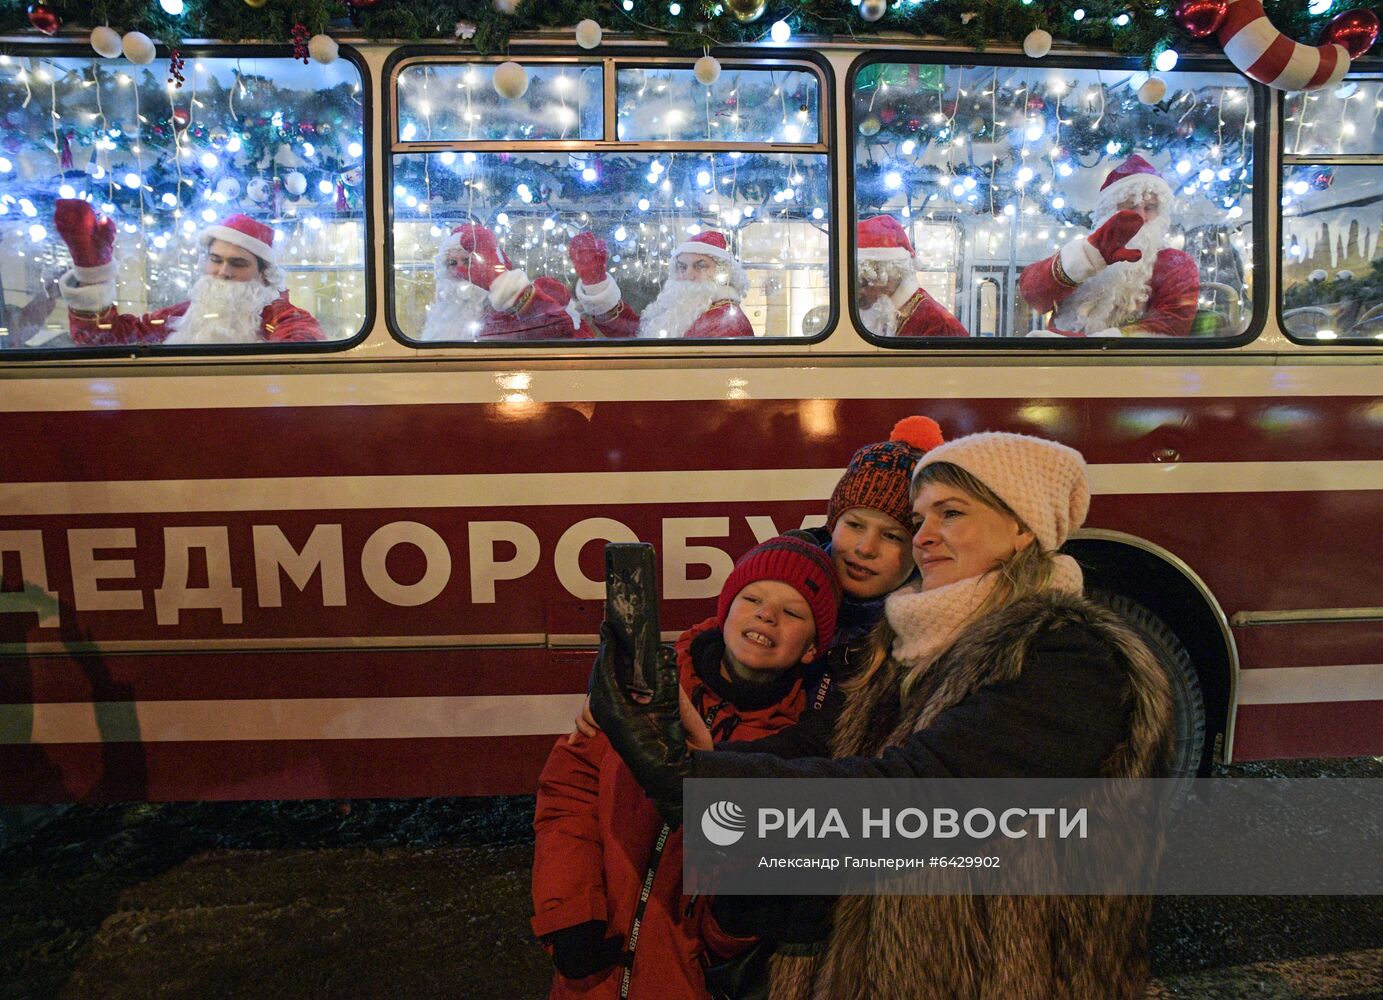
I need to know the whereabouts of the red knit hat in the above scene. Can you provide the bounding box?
[716,535,841,653]
[672,229,735,263]
[856,215,917,262]
[827,416,946,531]
[202,214,276,264]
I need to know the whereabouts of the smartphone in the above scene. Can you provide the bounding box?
[603,542,661,698]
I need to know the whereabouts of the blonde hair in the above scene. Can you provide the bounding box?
[845,460,1063,703]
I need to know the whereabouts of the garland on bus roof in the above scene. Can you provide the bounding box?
[0,0,1379,67]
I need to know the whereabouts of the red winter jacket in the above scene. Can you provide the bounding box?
[532,617,806,999]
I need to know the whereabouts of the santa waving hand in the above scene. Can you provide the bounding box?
[568,229,754,339]
[53,200,324,346]
[1019,155,1201,338]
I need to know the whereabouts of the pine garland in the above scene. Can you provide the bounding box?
[0,0,1379,62]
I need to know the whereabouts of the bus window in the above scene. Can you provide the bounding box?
[0,51,369,353]
[849,60,1257,343]
[1281,77,1383,345]
[389,56,831,344]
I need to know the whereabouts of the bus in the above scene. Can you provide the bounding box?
[1,34,1379,802]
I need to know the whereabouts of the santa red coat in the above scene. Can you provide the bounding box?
[892,287,968,338]
[475,275,597,341]
[1020,246,1200,338]
[532,618,806,999]
[68,292,324,346]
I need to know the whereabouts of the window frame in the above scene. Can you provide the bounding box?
[844,50,1270,351]
[0,41,377,362]
[1276,64,1383,348]
[381,45,837,349]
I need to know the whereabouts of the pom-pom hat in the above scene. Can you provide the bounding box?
[827,416,945,530]
[201,214,276,265]
[672,229,735,264]
[913,432,1090,553]
[716,535,842,653]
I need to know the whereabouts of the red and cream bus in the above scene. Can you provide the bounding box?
[1,35,1379,802]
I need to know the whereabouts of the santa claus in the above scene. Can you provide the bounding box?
[1019,155,1200,338]
[568,229,754,339]
[855,215,968,338]
[53,200,324,346]
[419,223,593,342]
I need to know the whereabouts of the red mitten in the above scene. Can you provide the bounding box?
[55,199,116,269]
[1086,209,1144,266]
[455,224,510,291]
[568,231,608,286]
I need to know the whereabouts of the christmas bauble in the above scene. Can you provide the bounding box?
[493,61,528,100]
[122,31,157,65]
[172,107,190,126]
[860,0,887,22]
[247,177,272,203]
[1308,269,1327,282]
[1023,29,1052,59]
[309,34,339,64]
[26,4,61,35]
[1321,8,1379,59]
[285,171,308,196]
[493,0,519,13]
[1173,0,1228,39]
[694,55,721,85]
[575,18,602,49]
[243,0,269,8]
[859,114,881,136]
[1138,76,1167,105]
[724,0,766,24]
[91,26,123,58]
[216,177,242,201]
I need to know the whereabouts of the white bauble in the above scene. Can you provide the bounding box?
[308,34,339,64]
[1023,29,1052,59]
[285,171,308,196]
[575,19,602,49]
[1137,76,1167,105]
[1308,269,1327,282]
[122,31,156,66]
[1336,269,1355,281]
[90,26,123,59]
[860,0,887,22]
[216,177,242,201]
[493,0,519,13]
[694,55,721,86]
[247,177,272,203]
[493,61,529,100]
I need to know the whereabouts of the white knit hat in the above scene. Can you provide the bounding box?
[913,432,1090,552]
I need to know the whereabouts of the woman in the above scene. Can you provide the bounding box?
[592,431,1173,1000]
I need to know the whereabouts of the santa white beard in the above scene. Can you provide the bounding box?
[421,274,490,341]
[1058,214,1172,334]
[858,296,898,337]
[637,278,739,339]
[164,275,281,345]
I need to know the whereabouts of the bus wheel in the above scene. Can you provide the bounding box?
[1093,590,1207,783]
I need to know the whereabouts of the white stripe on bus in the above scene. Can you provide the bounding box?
[3,364,1383,412]
[4,461,1382,516]
[1237,664,1383,706]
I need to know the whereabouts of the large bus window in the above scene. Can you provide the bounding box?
[1281,77,1383,344]
[396,62,602,142]
[0,52,368,353]
[389,56,830,344]
[849,61,1256,342]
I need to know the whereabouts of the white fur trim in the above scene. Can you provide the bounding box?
[1094,173,1174,223]
[488,268,530,313]
[857,246,915,262]
[1088,326,1128,338]
[888,271,920,310]
[57,269,114,313]
[563,299,582,331]
[72,261,116,284]
[673,240,733,263]
[201,224,275,266]
[575,275,622,316]
[1025,328,1073,338]
[1060,237,1106,284]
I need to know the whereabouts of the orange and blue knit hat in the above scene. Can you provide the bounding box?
[826,416,946,531]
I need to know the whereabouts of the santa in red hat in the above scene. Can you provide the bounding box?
[53,200,324,346]
[421,223,593,341]
[855,216,968,338]
[567,229,754,339]
[1019,155,1200,338]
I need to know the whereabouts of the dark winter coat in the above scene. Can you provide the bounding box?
[694,591,1174,1000]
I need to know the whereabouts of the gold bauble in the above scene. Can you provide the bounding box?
[243,0,269,8]
[725,0,766,24]
[858,114,881,137]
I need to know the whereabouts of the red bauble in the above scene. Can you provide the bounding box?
[879,108,897,124]
[26,3,61,35]
[1322,8,1380,59]
[907,117,921,131]
[1173,0,1228,39]
[172,107,191,126]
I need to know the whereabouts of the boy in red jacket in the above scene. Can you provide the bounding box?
[532,535,841,999]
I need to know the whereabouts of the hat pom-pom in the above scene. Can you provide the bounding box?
[890,415,944,452]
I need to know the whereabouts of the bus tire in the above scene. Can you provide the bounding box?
[1091,590,1207,783]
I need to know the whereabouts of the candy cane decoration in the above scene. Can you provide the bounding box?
[1217,0,1350,91]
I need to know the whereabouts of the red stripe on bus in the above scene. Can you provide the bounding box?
[1232,701,1383,760]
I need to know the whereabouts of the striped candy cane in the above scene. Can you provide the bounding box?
[1217,0,1351,91]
